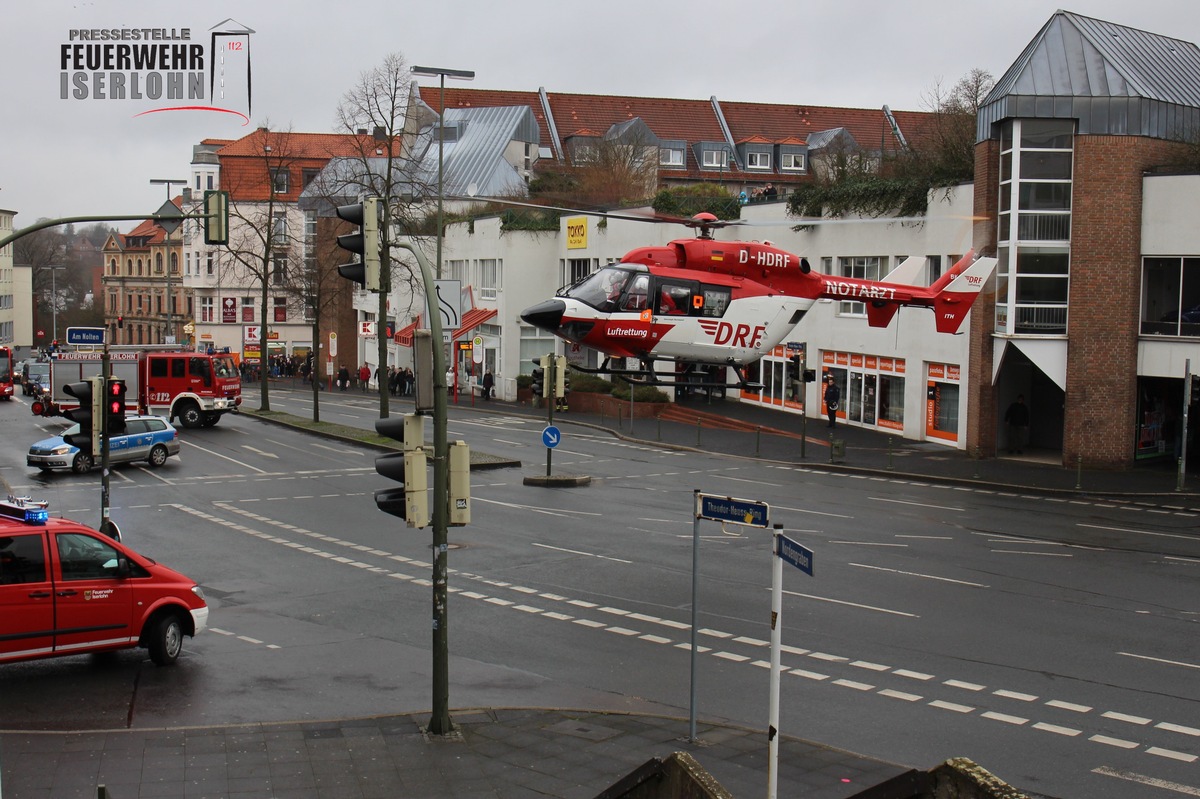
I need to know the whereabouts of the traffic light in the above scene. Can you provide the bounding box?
[204,189,229,245]
[106,377,128,434]
[374,413,430,528]
[555,355,569,412]
[63,377,102,455]
[530,357,546,399]
[336,196,381,292]
[803,369,816,382]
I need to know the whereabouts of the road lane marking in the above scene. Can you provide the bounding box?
[929,700,973,713]
[1045,699,1088,711]
[1092,767,1200,796]
[995,690,1038,702]
[878,689,922,702]
[531,543,632,564]
[1079,522,1200,542]
[870,497,964,512]
[1147,747,1198,763]
[850,563,987,587]
[781,589,917,617]
[1090,735,1139,749]
[982,711,1028,725]
[1103,711,1152,725]
[1118,651,1200,671]
[184,440,271,473]
[1033,722,1081,736]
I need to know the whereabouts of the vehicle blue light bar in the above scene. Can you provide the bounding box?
[1,496,50,525]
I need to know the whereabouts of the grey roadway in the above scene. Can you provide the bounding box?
[2,386,1200,796]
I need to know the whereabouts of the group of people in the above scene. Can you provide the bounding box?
[738,183,779,205]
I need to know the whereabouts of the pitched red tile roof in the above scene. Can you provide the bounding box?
[419,87,933,185]
[216,128,375,159]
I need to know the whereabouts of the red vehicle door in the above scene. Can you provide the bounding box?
[0,531,55,662]
[50,530,136,656]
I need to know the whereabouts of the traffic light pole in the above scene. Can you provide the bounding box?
[393,239,452,736]
[99,344,114,538]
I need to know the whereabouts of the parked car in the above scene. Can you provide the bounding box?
[27,415,180,473]
[0,496,207,666]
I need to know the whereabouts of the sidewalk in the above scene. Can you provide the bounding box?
[0,709,910,799]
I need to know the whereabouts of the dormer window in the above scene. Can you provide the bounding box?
[270,167,289,194]
[747,152,771,170]
[702,150,729,168]
[781,153,805,172]
[659,147,685,167]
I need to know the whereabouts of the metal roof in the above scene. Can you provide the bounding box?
[980,10,1200,139]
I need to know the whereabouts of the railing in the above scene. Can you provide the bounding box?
[1014,304,1068,334]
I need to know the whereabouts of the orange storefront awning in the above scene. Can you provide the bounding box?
[393,317,422,347]
[451,308,498,341]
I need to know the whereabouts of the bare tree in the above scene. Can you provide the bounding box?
[913,68,995,184]
[214,125,309,412]
[335,51,429,418]
[532,124,660,208]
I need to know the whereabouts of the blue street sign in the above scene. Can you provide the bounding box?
[696,493,770,527]
[542,425,561,449]
[776,534,814,576]
[65,327,105,346]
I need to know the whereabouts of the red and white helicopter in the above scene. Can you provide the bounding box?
[518,211,996,386]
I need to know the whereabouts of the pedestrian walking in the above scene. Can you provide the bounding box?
[823,375,840,428]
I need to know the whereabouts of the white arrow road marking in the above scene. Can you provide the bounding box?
[242,445,279,459]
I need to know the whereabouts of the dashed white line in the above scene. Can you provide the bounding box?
[1147,747,1199,763]
[1103,711,1152,726]
[1090,735,1140,749]
[1033,722,1081,737]
[1045,699,1090,712]
[981,711,1028,726]
[1092,766,1200,796]
[929,700,974,714]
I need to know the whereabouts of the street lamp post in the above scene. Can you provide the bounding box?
[408,64,474,739]
[410,66,475,279]
[150,178,187,345]
[47,266,65,344]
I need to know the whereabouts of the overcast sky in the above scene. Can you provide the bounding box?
[2,0,1195,227]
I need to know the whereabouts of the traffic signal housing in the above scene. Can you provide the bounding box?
[106,377,128,435]
[530,358,546,399]
[63,377,103,455]
[336,197,382,291]
[374,413,430,528]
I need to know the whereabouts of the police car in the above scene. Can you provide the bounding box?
[0,496,208,666]
[27,414,180,474]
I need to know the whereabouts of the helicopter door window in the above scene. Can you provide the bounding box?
[622,275,650,312]
[698,287,731,318]
[656,283,693,316]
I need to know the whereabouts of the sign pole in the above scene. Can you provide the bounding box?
[768,525,784,799]
[689,489,700,742]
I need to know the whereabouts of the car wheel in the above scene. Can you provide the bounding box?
[178,403,203,429]
[147,444,169,468]
[147,613,184,666]
[72,452,94,474]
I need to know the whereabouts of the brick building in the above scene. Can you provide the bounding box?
[966,11,1200,468]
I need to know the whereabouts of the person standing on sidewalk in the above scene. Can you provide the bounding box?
[1004,394,1030,454]
[823,375,840,428]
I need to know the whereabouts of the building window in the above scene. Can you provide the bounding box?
[136,258,143,277]
[1141,257,1200,336]
[837,256,884,315]
[702,150,729,168]
[155,253,163,274]
[659,147,685,167]
[201,297,214,322]
[747,152,771,170]
[206,174,214,190]
[302,168,321,189]
[242,297,255,322]
[446,259,468,282]
[126,259,133,276]
[274,296,287,323]
[170,252,178,274]
[271,211,288,246]
[272,255,287,285]
[109,258,117,275]
[270,168,289,194]
[479,259,501,301]
[995,118,1073,336]
[781,153,805,172]
[206,253,214,275]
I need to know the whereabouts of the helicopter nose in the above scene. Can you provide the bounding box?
[520,299,566,332]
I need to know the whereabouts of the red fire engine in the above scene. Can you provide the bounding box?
[32,348,241,428]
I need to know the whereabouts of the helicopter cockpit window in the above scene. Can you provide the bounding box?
[621,275,650,312]
[699,287,731,317]
[563,267,633,311]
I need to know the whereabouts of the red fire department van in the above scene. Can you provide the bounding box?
[35,348,241,428]
[0,496,208,666]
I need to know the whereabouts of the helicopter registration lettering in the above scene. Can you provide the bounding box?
[738,250,791,268]
[826,281,897,300]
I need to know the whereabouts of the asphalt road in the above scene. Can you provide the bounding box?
[1,390,1197,799]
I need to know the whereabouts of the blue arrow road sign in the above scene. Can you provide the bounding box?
[776,534,814,576]
[542,425,561,449]
[65,327,105,346]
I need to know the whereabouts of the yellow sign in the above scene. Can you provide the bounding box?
[566,216,587,249]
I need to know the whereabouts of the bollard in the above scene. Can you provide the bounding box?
[696,418,702,447]
[657,416,662,442]
[756,426,762,457]
[1075,454,1083,491]
[887,436,894,471]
